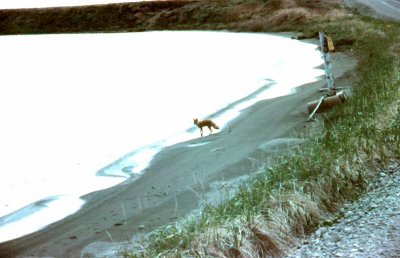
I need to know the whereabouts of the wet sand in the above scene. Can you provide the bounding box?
[0,52,357,258]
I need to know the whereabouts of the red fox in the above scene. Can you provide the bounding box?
[193,118,219,137]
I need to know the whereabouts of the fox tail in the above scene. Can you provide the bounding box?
[212,123,219,129]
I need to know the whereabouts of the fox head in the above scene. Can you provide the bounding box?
[193,118,198,125]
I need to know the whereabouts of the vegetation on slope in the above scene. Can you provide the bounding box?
[1,0,350,34]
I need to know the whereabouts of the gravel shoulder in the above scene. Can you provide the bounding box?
[286,162,400,258]
[344,0,400,21]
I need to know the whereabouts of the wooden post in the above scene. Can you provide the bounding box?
[319,31,336,96]
[307,32,345,120]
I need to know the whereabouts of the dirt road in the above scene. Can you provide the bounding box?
[346,0,400,21]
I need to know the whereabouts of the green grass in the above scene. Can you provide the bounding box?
[122,12,400,258]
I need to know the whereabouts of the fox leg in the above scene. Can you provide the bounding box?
[208,126,213,135]
[200,128,203,137]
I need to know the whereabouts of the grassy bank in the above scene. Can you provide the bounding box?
[117,3,399,258]
[0,0,354,35]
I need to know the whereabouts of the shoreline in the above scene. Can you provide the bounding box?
[0,31,319,247]
[0,51,357,258]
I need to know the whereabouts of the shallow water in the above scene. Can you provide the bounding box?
[0,31,323,242]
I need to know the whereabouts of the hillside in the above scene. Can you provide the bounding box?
[0,0,346,34]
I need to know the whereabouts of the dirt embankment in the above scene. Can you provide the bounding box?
[0,0,348,35]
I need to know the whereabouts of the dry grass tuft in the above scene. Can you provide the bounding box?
[232,0,354,32]
[190,215,287,258]
[268,7,311,27]
[250,225,285,257]
[267,192,326,236]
